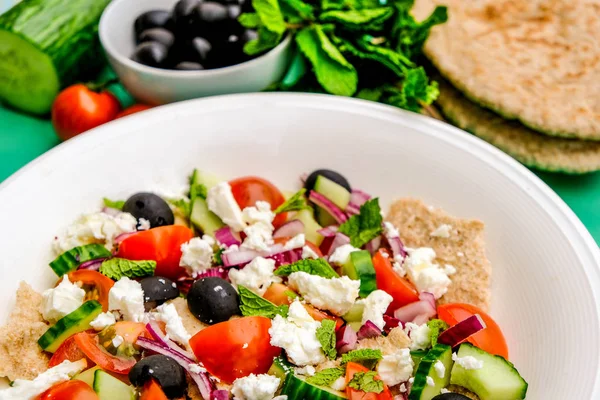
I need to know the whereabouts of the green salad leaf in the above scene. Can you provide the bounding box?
[274,258,339,278]
[316,319,337,359]
[347,371,384,393]
[99,258,156,280]
[320,8,394,30]
[238,285,289,318]
[275,188,309,213]
[341,348,383,369]
[338,198,383,248]
[306,367,345,385]
[103,198,125,210]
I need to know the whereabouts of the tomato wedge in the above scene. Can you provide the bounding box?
[66,270,115,311]
[49,334,93,368]
[37,380,99,400]
[189,316,281,383]
[140,380,169,400]
[116,225,194,280]
[372,249,419,312]
[345,362,392,400]
[229,176,287,228]
[437,303,509,359]
[73,332,136,374]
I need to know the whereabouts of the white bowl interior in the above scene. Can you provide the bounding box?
[0,94,598,398]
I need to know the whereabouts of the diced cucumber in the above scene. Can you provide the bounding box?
[315,206,338,227]
[74,366,101,387]
[411,350,428,370]
[342,302,365,323]
[193,169,222,189]
[190,197,224,236]
[268,356,294,381]
[38,300,102,352]
[280,373,347,400]
[314,176,351,210]
[348,321,363,332]
[49,244,112,277]
[295,209,324,246]
[342,250,377,297]
[0,0,110,115]
[409,344,453,400]
[450,343,528,400]
[93,369,136,400]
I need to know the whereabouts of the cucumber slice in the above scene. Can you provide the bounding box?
[281,373,347,400]
[38,300,102,353]
[267,356,294,381]
[49,244,112,276]
[295,209,324,246]
[342,250,377,297]
[0,0,110,115]
[74,366,101,387]
[342,302,365,323]
[315,206,338,227]
[314,176,351,210]
[409,344,452,400]
[347,321,363,332]
[93,369,136,400]
[450,343,528,400]
[190,197,224,236]
[193,169,222,189]
[410,350,428,370]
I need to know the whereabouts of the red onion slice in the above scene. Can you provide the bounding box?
[114,231,138,245]
[77,258,107,271]
[271,248,303,267]
[350,189,371,207]
[317,226,338,237]
[326,232,351,256]
[437,314,487,347]
[357,320,382,339]
[214,227,241,247]
[383,315,402,333]
[365,236,382,255]
[387,236,408,262]
[145,321,195,360]
[419,292,436,309]
[211,390,230,400]
[345,203,361,216]
[308,191,348,224]
[336,325,357,354]
[273,220,305,239]
[393,300,437,324]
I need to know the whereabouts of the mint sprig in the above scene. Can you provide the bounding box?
[306,367,345,386]
[341,348,383,369]
[338,198,383,248]
[347,371,384,393]
[274,189,309,214]
[316,319,337,359]
[99,258,156,280]
[274,258,339,278]
[238,285,289,318]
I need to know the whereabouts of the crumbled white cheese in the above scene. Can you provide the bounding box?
[403,247,453,299]
[399,383,407,393]
[109,277,146,322]
[331,376,347,391]
[240,201,275,252]
[242,343,248,349]
[180,236,215,277]
[457,251,465,258]
[452,353,484,370]
[229,257,281,295]
[269,300,325,366]
[393,259,407,277]
[112,335,124,348]
[189,363,207,374]
[283,234,305,251]
[231,373,281,400]
[301,245,320,259]
[376,348,413,386]
[431,224,452,238]
[287,272,360,316]
[440,388,450,394]
[404,322,432,351]
[138,218,151,231]
[426,376,435,386]
[207,182,246,232]
[294,365,316,376]
[328,244,360,265]
[90,311,117,331]
[356,290,393,330]
[383,222,400,238]
[434,360,446,379]
[153,303,191,345]
[41,275,86,323]
[0,359,86,400]
[53,211,137,254]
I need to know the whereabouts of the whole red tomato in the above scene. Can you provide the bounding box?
[52,84,121,141]
[116,104,153,119]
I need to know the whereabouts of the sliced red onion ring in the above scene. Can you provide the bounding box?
[273,220,305,239]
[211,390,230,400]
[77,258,107,271]
[271,248,303,267]
[437,314,487,348]
[145,321,195,360]
[221,249,261,267]
[214,227,241,247]
[308,191,348,224]
[325,232,351,256]
[365,236,382,255]
[357,320,382,339]
[419,292,436,309]
[383,315,402,333]
[350,189,371,207]
[336,325,357,354]
[393,299,436,324]
[115,231,138,245]
[317,226,338,237]
[345,203,360,216]
[387,235,407,262]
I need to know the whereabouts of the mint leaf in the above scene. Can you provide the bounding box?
[238,285,289,318]
[306,367,345,385]
[238,12,261,28]
[427,318,449,347]
[356,87,384,102]
[347,371,384,393]
[274,258,339,278]
[296,25,358,97]
[338,198,383,248]
[341,348,383,369]
[281,0,315,20]
[320,8,394,30]
[316,319,337,359]
[339,37,412,78]
[386,68,439,112]
[99,258,156,280]
[244,27,282,55]
[391,2,447,59]
[103,198,125,210]
[252,0,286,35]
[275,189,308,214]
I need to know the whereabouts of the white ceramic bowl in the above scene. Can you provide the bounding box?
[99,0,292,105]
[1,94,599,398]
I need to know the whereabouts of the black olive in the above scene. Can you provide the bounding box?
[129,355,187,398]
[241,0,254,13]
[189,37,213,62]
[123,192,174,228]
[227,4,242,19]
[134,10,172,36]
[187,277,239,324]
[432,394,472,400]
[194,2,233,41]
[174,61,205,70]
[131,42,170,68]
[304,169,351,192]
[172,0,202,37]
[137,28,175,48]
[140,276,180,311]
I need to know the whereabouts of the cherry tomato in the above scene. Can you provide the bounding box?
[229,177,287,228]
[116,225,194,280]
[49,334,93,368]
[189,316,281,383]
[51,84,121,141]
[116,104,153,119]
[372,249,419,313]
[345,362,392,400]
[66,270,115,311]
[437,303,509,359]
[37,380,99,400]
[73,332,136,374]
[140,380,168,400]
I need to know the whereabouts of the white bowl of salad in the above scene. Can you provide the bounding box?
[0,93,598,400]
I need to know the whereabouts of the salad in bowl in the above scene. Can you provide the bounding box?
[0,168,527,400]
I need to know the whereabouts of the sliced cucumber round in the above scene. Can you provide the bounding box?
[409,344,452,400]
[49,244,112,277]
[93,369,136,400]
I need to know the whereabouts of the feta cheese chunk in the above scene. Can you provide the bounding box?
[383,222,400,238]
[356,290,393,330]
[53,211,137,254]
[426,376,435,386]
[269,300,325,366]
[376,348,413,386]
[330,377,347,391]
[189,364,207,374]
[112,335,124,347]
[287,272,360,316]
[207,182,246,232]
[229,257,281,295]
[180,235,215,277]
[301,245,319,259]
[41,275,85,323]
[109,277,145,322]
[434,360,446,379]
[231,374,281,400]
[0,359,86,400]
[138,218,151,231]
[403,247,454,299]
[404,322,431,351]
[153,303,191,345]
[90,311,117,331]
[431,224,452,238]
[294,366,316,376]
[452,353,484,370]
[283,234,305,251]
[240,201,275,252]
[328,244,360,266]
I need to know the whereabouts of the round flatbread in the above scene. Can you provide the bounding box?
[413,0,600,140]
[435,75,600,174]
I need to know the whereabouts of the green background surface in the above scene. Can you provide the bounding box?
[1,104,599,244]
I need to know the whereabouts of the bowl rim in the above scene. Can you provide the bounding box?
[99,0,292,78]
